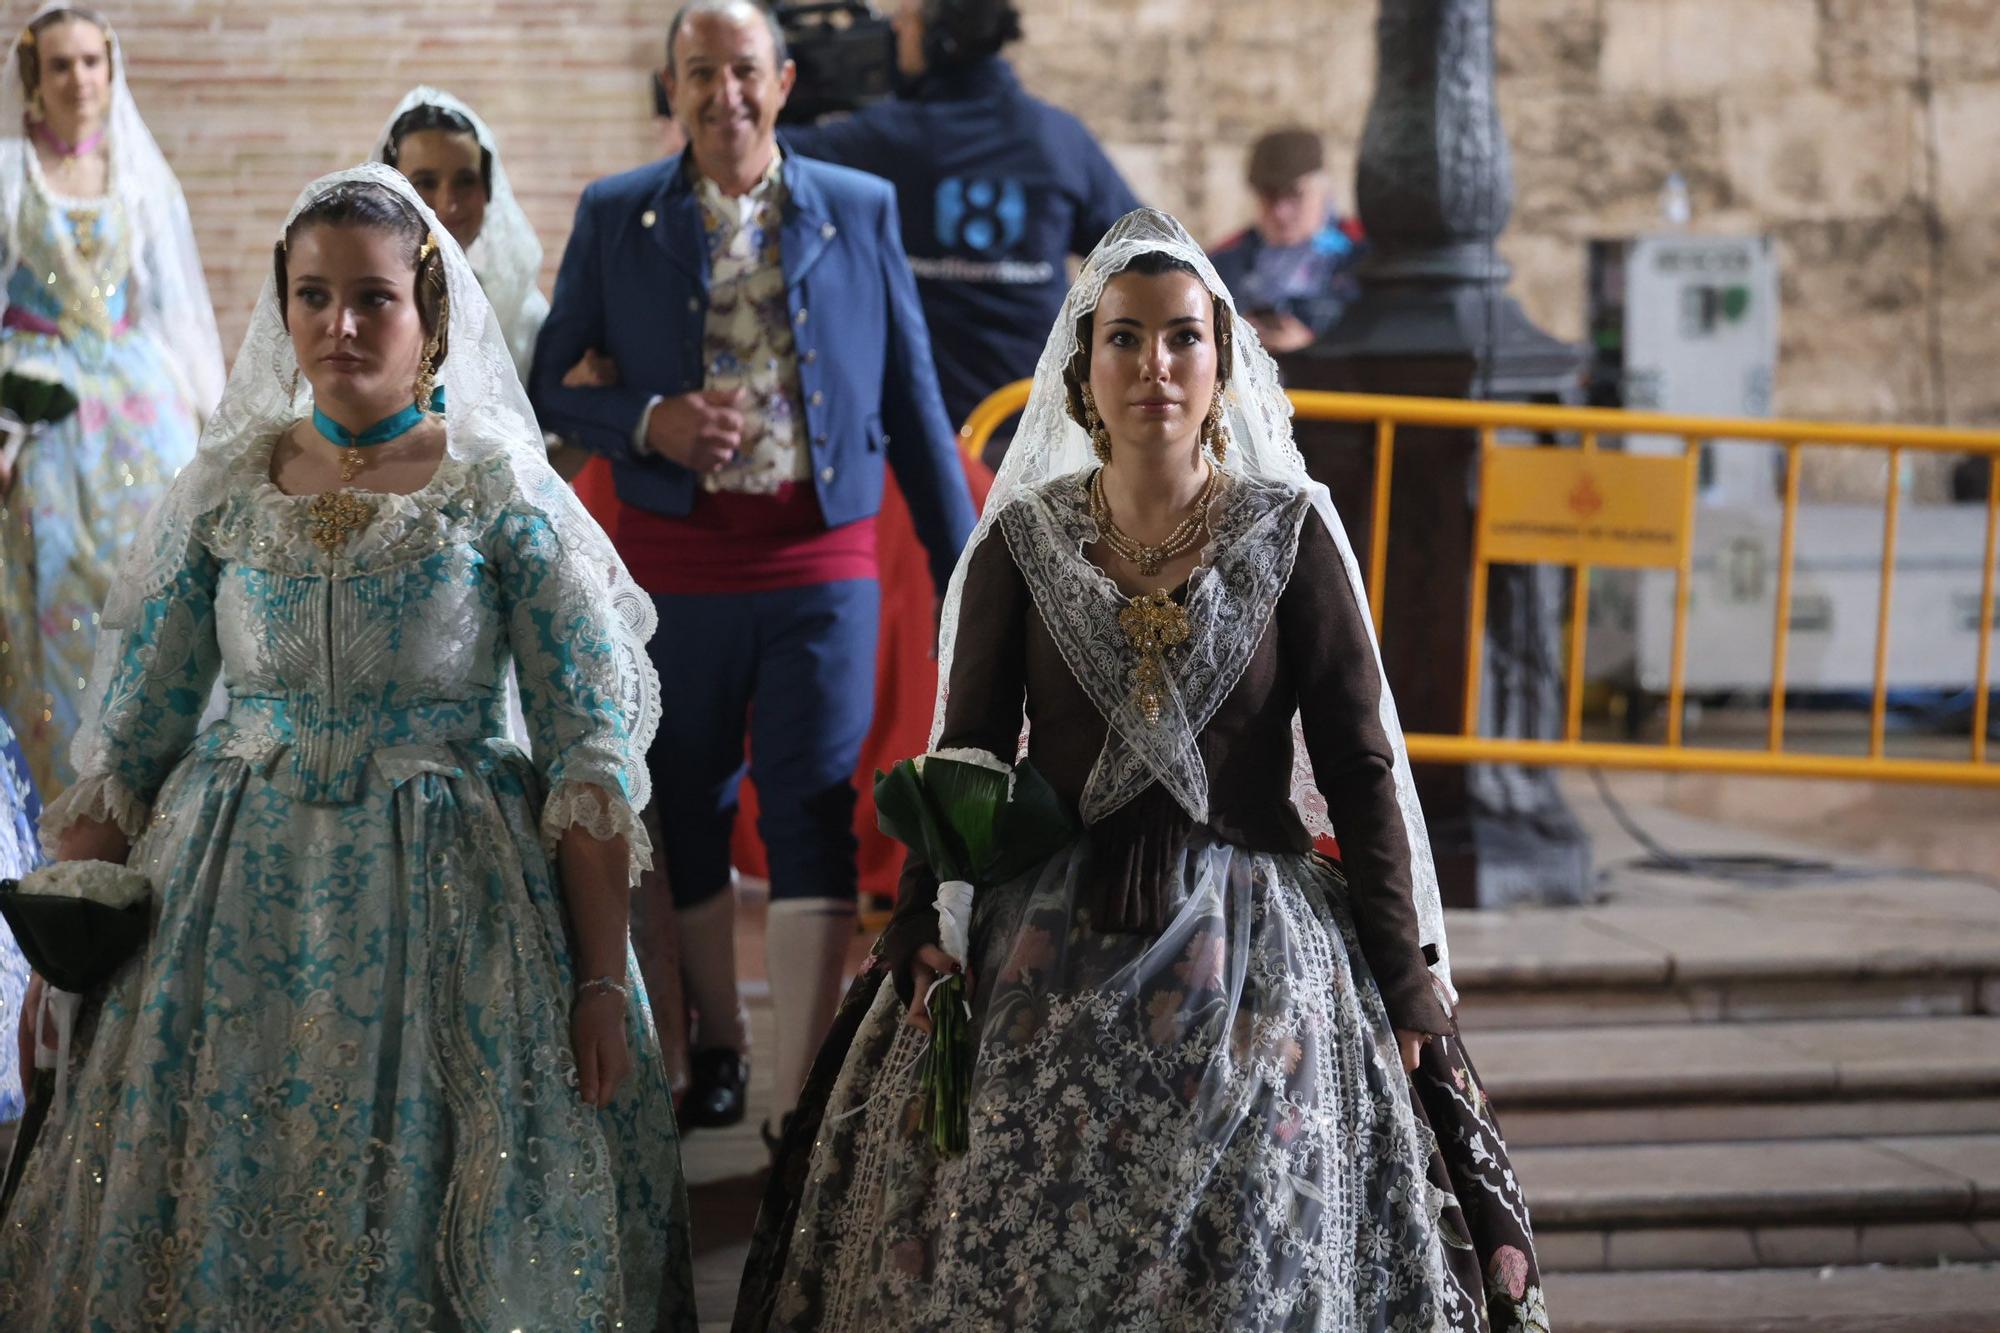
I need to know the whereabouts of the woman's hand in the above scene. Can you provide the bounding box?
[904,943,971,1036]
[1395,1028,1429,1075]
[571,987,631,1108]
[55,814,129,865]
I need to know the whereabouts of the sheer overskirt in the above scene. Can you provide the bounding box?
[775,837,1456,1333]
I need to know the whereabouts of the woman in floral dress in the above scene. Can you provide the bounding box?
[0,5,224,794]
[0,165,694,1330]
[739,210,1547,1333]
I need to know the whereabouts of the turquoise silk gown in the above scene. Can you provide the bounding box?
[0,160,204,797]
[0,440,696,1330]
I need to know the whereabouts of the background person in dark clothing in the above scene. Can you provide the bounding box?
[1208,126,1366,353]
[782,0,1140,435]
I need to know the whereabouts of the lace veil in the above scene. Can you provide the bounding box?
[0,3,225,413]
[77,163,660,810]
[936,207,1453,998]
[373,86,545,383]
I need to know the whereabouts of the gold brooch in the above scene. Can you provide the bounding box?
[1118,590,1190,726]
[306,490,374,554]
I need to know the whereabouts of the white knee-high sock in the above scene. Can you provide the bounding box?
[675,889,749,1054]
[765,896,857,1120]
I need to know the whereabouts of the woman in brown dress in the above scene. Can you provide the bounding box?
[736,208,1546,1333]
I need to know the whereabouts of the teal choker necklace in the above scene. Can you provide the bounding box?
[312,389,445,484]
[312,401,426,451]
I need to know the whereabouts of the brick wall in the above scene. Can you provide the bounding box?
[106,0,1998,439]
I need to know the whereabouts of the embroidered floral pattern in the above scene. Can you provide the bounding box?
[696,157,809,496]
[768,842,1459,1332]
[0,177,201,795]
[0,455,695,1329]
[998,472,1314,828]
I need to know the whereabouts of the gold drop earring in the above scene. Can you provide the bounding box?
[1203,392,1229,463]
[1081,386,1112,464]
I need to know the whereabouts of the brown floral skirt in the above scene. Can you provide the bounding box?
[735,844,1547,1332]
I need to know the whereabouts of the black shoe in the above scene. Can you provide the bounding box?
[681,1047,749,1129]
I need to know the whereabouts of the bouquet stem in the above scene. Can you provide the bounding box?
[922,972,971,1156]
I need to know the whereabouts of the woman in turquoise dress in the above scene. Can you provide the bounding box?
[0,6,225,796]
[0,164,694,1329]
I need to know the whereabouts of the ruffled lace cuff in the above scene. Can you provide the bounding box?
[540,781,654,888]
[39,772,150,859]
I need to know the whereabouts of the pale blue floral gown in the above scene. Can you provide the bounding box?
[0,160,204,796]
[0,439,695,1330]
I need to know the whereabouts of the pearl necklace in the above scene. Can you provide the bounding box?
[1088,465,1222,577]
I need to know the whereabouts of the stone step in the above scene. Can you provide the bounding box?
[1476,1016,2000,1145]
[1446,891,2000,1030]
[1521,1134,2000,1272]
[1458,970,1998,1030]
[1546,1263,2000,1333]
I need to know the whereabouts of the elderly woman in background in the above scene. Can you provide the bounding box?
[1,166,693,1328]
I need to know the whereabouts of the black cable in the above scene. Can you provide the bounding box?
[1585,766,2000,892]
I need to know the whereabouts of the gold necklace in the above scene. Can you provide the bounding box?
[1088,466,1221,577]
[302,425,379,554]
[306,489,375,555]
[1118,590,1191,726]
[337,442,367,484]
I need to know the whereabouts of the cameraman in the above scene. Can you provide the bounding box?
[782,0,1140,434]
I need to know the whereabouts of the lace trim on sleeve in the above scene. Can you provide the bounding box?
[539,781,654,888]
[38,772,150,858]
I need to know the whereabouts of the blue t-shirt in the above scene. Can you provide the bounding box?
[1208,218,1365,340]
[783,58,1141,430]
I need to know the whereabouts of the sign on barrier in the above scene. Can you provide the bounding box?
[1480,446,1691,570]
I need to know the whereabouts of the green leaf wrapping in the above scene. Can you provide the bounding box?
[915,757,1011,872]
[872,760,970,882]
[874,755,1076,1160]
[979,760,1077,884]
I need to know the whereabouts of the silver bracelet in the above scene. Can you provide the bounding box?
[575,974,629,1001]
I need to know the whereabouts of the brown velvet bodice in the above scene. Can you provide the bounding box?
[881,504,1450,1035]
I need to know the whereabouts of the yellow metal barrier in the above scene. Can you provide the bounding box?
[959,381,2000,788]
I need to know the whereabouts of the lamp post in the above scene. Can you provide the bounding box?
[1286,0,1591,908]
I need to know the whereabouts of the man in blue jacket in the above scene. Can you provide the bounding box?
[782,0,1139,436]
[532,0,976,1141]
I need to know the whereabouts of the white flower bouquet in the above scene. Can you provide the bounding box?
[0,859,151,992]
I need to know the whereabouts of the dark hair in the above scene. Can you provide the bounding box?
[1062,251,1234,430]
[666,0,789,73]
[16,6,113,101]
[922,0,1022,71]
[272,181,450,367]
[383,103,493,199]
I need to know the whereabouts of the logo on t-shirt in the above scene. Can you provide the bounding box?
[935,176,1027,256]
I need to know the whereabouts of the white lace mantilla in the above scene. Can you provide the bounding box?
[999,472,1312,829]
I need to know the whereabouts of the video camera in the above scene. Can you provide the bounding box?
[774,2,898,125]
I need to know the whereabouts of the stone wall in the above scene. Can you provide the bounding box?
[110,0,1998,442]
